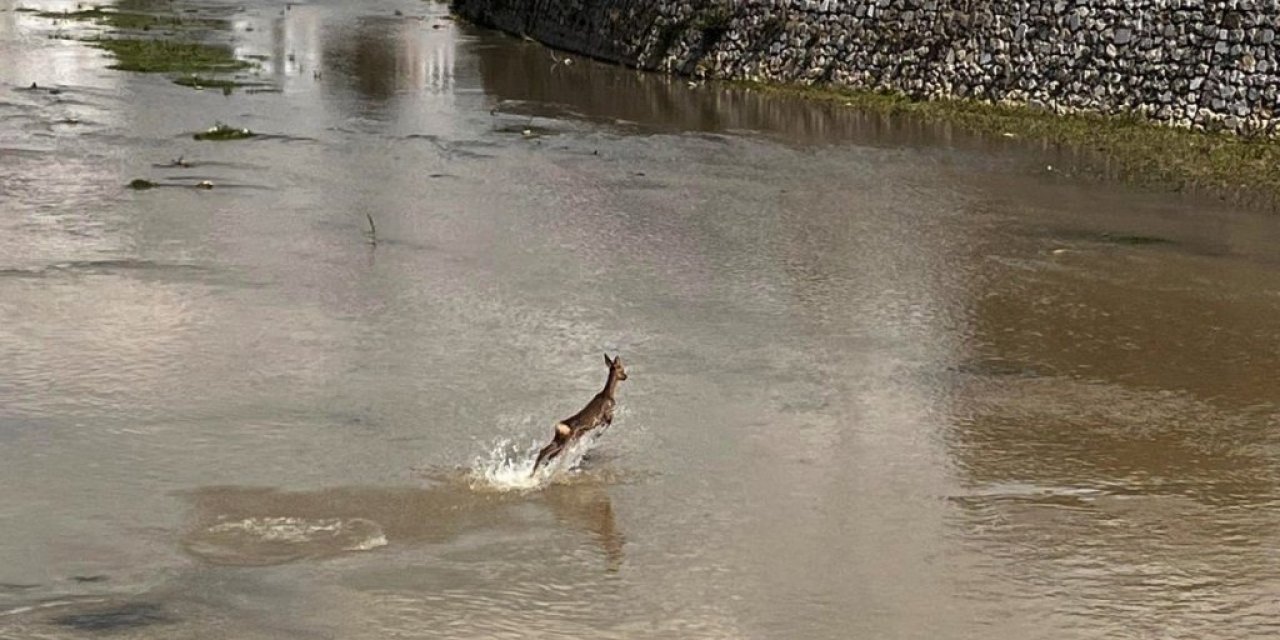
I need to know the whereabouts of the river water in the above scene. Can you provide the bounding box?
[3,1,1280,638]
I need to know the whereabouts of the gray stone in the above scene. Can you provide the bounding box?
[458,0,1280,139]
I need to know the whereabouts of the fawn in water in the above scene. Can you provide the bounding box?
[531,354,628,477]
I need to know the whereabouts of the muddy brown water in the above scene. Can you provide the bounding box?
[3,1,1280,638]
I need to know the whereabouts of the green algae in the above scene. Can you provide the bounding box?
[31,3,264,91]
[88,37,250,73]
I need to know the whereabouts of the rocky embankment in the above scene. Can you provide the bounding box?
[454,0,1280,136]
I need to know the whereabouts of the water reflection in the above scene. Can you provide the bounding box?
[230,3,458,110]
[939,187,1280,634]
[474,36,1028,151]
[319,16,455,102]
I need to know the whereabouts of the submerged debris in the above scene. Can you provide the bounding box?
[173,74,264,91]
[193,123,254,141]
[127,178,156,190]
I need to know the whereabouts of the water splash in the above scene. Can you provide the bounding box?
[184,516,387,566]
[468,433,599,492]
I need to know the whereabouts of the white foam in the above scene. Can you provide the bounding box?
[345,533,389,552]
[468,433,598,492]
[207,516,351,542]
[192,516,388,562]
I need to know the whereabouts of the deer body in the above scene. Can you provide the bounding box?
[531,354,628,476]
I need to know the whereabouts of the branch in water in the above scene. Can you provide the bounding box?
[365,213,377,245]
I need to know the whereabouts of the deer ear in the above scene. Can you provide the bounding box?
[603,353,613,366]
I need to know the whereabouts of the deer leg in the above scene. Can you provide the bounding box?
[531,441,562,476]
[531,423,573,476]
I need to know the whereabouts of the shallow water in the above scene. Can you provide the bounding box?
[2,0,1280,638]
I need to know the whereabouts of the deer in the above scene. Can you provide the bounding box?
[531,354,628,477]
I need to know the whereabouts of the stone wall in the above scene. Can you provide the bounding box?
[453,0,1280,135]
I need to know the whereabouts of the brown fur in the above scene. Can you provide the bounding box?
[531,354,628,476]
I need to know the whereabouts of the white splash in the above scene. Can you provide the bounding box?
[194,516,388,558]
[206,516,360,542]
[468,433,598,492]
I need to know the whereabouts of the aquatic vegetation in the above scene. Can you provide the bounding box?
[30,4,262,91]
[193,123,254,141]
[90,37,251,73]
[127,178,156,190]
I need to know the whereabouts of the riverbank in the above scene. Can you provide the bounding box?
[733,81,1280,209]
[452,0,1280,210]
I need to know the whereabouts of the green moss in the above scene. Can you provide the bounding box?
[734,80,1280,208]
[192,123,254,141]
[90,37,250,73]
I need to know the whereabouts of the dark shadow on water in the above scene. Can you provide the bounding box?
[467,30,1041,152]
[54,602,170,632]
[542,482,625,573]
[180,475,625,571]
[0,259,214,279]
